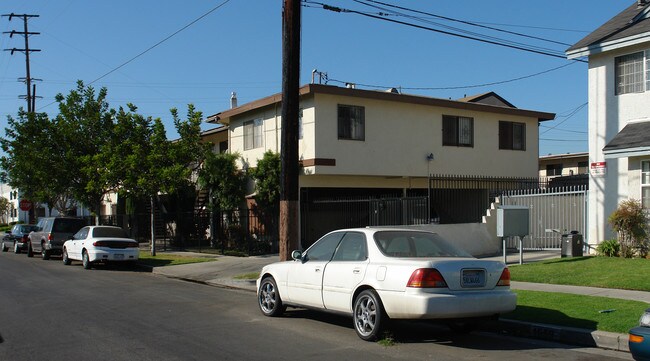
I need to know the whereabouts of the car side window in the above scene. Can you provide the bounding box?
[73,227,89,240]
[305,232,345,262]
[332,232,367,262]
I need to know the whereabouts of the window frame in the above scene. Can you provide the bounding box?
[546,163,563,176]
[243,118,264,150]
[499,121,526,151]
[337,104,365,141]
[615,51,645,95]
[642,160,650,210]
[442,115,474,147]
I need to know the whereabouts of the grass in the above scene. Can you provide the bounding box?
[509,256,650,291]
[137,251,217,267]
[504,290,647,334]
[233,272,260,280]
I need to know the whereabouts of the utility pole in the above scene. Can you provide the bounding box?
[279,0,301,261]
[3,13,41,113]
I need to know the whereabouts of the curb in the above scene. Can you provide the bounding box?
[486,319,629,352]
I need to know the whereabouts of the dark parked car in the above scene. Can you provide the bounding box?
[2,224,40,253]
[630,309,650,361]
[27,217,87,260]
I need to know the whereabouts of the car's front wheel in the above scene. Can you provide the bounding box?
[27,243,33,257]
[41,245,50,260]
[353,289,387,341]
[258,277,285,317]
[14,242,20,254]
[82,250,92,269]
[62,248,71,265]
[1,242,7,252]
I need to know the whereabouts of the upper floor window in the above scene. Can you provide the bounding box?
[578,161,588,174]
[499,121,526,151]
[338,104,365,141]
[616,51,645,95]
[546,164,563,176]
[642,160,650,209]
[442,115,473,147]
[244,118,263,150]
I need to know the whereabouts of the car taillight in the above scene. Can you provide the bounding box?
[630,334,644,343]
[497,268,511,287]
[22,235,29,242]
[48,233,53,241]
[407,268,447,288]
[93,241,108,247]
[126,242,138,248]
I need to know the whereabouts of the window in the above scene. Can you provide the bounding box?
[338,105,365,141]
[442,115,474,147]
[305,232,344,261]
[616,51,645,95]
[499,121,526,151]
[546,164,563,176]
[332,232,367,261]
[219,141,228,153]
[244,119,263,150]
[578,161,588,174]
[642,161,650,209]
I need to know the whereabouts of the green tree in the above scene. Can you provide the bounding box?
[197,152,246,211]
[0,196,10,224]
[54,81,116,222]
[249,150,281,213]
[0,110,62,214]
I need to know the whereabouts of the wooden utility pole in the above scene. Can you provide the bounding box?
[2,13,40,113]
[279,0,301,261]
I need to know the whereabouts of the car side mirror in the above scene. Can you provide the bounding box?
[291,250,303,262]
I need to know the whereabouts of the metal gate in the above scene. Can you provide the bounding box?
[500,186,588,249]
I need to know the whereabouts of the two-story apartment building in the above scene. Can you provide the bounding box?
[566,0,650,246]
[208,83,554,204]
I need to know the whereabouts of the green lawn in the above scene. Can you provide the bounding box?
[137,251,217,267]
[504,290,647,334]
[509,256,650,291]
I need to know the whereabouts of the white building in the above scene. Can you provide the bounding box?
[566,0,650,245]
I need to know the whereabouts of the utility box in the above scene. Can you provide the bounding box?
[497,206,530,237]
[561,231,583,257]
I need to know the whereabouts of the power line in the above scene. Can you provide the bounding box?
[88,0,231,85]
[306,1,585,62]
[323,61,580,91]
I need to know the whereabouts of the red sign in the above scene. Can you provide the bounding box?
[590,162,607,176]
[19,199,32,211]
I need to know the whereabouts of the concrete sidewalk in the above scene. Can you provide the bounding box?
[147,250,645,353]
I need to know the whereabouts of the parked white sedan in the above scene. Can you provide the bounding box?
[62,226,139,269]
[257,228,516,341]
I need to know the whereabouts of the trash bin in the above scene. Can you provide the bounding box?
[561,231,583,257]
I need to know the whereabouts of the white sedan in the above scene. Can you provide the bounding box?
[62,226,139,269]
[257,228,516,341]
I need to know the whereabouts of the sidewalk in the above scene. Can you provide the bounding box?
[147,250,643,353]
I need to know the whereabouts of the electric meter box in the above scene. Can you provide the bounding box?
[496,205,530,237]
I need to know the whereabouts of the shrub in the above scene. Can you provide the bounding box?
[608,199,649,258]
[596,239,620,257]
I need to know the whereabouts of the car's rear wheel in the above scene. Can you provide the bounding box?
[14,242,20,254]
[1,242,7,252]
[62,249,71,265]
[27,243,33,257]
[258,277,285,317]
[82,250,92,269]
[353,289,387,341]
[41,245,50,260]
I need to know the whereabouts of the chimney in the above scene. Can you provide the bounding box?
[230,92,238,109]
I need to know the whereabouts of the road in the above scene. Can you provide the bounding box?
[0,251,632,361]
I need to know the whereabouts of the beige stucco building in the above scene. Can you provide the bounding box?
[209,84,554,194]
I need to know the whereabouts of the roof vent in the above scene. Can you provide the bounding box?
[346,83,356,89]
[386,87,400,94]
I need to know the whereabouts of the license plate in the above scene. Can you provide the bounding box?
[114,254,124,260]
[461,269,485,288]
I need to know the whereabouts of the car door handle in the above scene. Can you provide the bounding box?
[353,269,361,274]
[314,268,321,273]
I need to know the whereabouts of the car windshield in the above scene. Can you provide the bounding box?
[19,225,38,233]
[52,219,86,233]
[374,231,472,258]
[92,227,128,238]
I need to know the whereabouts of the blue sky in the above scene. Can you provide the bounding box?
[0,1,631,155]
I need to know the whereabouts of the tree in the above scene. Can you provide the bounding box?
[0,197,10,224]
[249,150,281,213]
[54,81,116,222]
[0,110,62,214]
